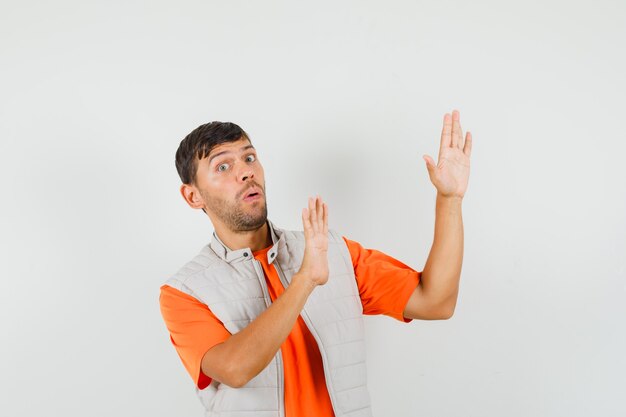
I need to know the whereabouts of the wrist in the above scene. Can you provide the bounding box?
[436,193,463,215]
[292,272,317,292]
[436,193,463,204]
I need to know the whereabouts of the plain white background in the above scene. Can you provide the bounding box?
[1,1,625,416]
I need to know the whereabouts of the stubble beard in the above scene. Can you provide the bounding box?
[202,189,268,232]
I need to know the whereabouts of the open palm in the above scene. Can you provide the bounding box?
[299,195,329,286]
[423,110,472,198]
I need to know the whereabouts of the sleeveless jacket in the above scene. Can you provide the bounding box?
[164,218,374,417]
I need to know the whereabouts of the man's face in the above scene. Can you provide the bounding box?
[193,137,267,232]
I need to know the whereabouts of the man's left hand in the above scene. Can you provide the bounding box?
[423,109,472,199]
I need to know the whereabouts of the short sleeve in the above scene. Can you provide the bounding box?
[159,284,232,389]
[342,236,421,323]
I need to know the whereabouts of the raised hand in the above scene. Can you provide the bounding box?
[423,110,472,199]
[298,195,329,287]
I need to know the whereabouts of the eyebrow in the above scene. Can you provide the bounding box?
[207,144,256,165]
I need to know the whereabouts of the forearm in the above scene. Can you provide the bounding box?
[216,273,316,386]
[421,193,464,313]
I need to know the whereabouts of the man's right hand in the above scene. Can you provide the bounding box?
[201,195,329,387]
[298,195,329,287]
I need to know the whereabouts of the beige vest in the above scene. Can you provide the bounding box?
[165,219,373,417]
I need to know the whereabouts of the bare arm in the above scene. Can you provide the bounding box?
[404,110,471,320]
[202,195,330,388]
[420,194,463,317]
[201,272,316,387]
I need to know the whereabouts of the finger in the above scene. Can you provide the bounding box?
[441,113,452,150]
[323,202,328,235]
[463,131,472,157]
[452,109,464,149]
[316,195,323,228]
[309,196,318,233]
[423,154,436,176]
[302,207,312,238]
[423,154,435,168]
[450,110,459,148]
[450,110,458,148]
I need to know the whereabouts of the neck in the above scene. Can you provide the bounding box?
[214,220,272,252]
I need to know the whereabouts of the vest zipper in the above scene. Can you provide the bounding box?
[252,259,286,417]
[273,261,339,415]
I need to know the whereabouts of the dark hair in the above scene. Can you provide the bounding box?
[175,121,251,186]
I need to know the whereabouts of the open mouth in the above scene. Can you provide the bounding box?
[243,192,261,201]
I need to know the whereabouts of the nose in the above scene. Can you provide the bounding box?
[239,166,254,182]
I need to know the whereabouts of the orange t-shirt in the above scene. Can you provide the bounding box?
[159,236,421,417]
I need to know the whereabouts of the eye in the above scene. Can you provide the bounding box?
[246,154,256,162]
[217,163,229,172]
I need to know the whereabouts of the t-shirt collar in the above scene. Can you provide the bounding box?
[209,218,283,265]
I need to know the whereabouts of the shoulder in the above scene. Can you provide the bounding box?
[163,244,221,293]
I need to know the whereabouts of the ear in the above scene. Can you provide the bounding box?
[180,183,205,210]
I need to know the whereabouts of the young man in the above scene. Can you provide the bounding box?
[159,111,471,417]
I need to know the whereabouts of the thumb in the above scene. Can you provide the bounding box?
[302,207,312,239]
[423,154,435,174]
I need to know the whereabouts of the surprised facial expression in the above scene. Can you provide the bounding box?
[195,137,268,232]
